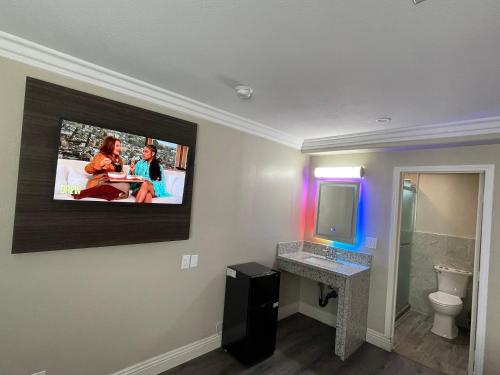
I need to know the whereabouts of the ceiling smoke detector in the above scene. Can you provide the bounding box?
[234,85,253,100]
[376,117,392,124]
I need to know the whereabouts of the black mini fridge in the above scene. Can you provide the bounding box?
[222,262,280,364]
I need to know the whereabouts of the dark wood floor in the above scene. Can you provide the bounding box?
[160,313,443,375]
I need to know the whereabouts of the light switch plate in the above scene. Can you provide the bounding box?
[181,255,191,270]
[190,254,199,268]
[365,237,377,249]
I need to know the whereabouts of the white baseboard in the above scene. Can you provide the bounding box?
[110,333,222,375]
[109,312,388,375]
[278,302,299,320]
[366,329,392,352]
[279,302,391,354]
[298,302,337,328]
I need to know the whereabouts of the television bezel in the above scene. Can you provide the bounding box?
[53,117,190,206]
[12,77,197,253]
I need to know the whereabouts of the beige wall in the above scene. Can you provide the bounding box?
[0,57,306,375]
[305,147,500,374]
[3,52,499,375]
[415,173,479,238]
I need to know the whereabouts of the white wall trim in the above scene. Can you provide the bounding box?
[385,164,494,375]
[281,302,392,352]
[3,29,500,153]
[278,302,299,320]
[0,30,302,150]
[366,329,392,352]
[302,117,500,153]
[297,302,337,328]
[110,333,221,375]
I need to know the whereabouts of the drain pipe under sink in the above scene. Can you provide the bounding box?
[318,282,338,307]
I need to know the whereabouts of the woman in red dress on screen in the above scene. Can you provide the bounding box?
[84,136,124,189]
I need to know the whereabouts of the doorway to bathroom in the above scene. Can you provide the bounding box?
[385,165,494,375]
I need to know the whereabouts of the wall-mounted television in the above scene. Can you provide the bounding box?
[55,119,189,204]
[12,77,197,253]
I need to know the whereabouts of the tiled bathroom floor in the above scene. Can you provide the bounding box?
[394,310,470,375]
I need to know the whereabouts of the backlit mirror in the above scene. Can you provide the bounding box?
[315,181,360,244]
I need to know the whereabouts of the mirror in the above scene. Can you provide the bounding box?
[315,181,360,244]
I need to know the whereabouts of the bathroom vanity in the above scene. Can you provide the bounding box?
[276,241,371,360]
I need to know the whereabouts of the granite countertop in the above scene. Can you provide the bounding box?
[278,251,369,278]
[277,241,371,279]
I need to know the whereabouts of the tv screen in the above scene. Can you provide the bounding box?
[54,119,189,204]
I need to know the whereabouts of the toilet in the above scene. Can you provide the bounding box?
[428,265,472,339]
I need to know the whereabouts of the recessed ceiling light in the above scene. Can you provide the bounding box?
[234,85,253,100]
[376,117,392,124]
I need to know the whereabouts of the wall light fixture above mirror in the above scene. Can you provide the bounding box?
[314,166,364,179]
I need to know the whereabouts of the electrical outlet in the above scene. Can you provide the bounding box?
[190,254,199,268]
[181,255,191,270]
[365,237,377,249]
[216,321,223,335]
[32,371,46,375]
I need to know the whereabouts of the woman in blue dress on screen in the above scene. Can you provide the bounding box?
[130,144,170,203]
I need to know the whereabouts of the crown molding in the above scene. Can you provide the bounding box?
[0,30,303,149]
[302,116,500,153]
[4,30,499,153]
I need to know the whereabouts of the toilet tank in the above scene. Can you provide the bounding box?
[434,265,472,297]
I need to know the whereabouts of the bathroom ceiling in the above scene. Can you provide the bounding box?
[0,0,499,141]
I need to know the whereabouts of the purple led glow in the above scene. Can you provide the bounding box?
[306,176,365,252]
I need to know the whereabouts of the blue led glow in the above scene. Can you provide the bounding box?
[332,181,364,252]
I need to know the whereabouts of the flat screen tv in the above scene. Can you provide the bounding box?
[54,119,190,204]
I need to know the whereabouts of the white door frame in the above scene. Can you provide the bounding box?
[384,164,494,375]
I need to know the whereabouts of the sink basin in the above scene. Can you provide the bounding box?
[303,256,337,268]
[277,250,370,277]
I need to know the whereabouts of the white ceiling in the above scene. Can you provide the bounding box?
[0,0,499,141]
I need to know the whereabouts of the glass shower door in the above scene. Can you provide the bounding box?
[396,181,416,318]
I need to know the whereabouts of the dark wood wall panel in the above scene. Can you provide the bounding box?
[12,77,197,253]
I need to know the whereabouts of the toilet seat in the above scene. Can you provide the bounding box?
[429,291,462,307]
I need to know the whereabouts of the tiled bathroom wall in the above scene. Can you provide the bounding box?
[409,231,475,327]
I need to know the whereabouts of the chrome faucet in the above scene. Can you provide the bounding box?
[323,248,337,261]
